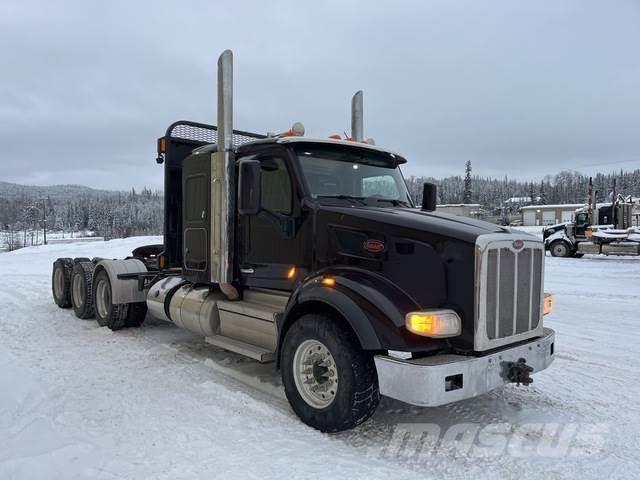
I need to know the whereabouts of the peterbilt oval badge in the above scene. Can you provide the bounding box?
[512,239,524,250]
[363,239,386,253]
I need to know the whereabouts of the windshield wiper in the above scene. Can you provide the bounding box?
[316,195,368,205]
[374,198,411,208]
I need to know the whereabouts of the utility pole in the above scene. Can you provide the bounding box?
[612,178,617,228]
[42,198,48,245]
[587,177,593,225]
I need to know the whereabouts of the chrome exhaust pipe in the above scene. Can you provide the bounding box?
[217,49,233,153]
[351,90,363,142]
[212,50,238,298]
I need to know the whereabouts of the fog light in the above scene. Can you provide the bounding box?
[406,309,461,338]
[544,293,554,316]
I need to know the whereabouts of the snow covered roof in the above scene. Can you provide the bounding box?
[437,203,482,208]
[504,196,532,203]
[520,203,584,210]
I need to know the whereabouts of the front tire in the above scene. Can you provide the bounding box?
[281,314,380,432]
[549,240,572,257]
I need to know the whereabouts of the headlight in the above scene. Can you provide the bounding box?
[405,309,462,338]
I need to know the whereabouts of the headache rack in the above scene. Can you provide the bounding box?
[158,120,267,160]
[158,120,267,270]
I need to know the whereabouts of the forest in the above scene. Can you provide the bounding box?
[404,168,640,214]
[0,182,162,250]
[1,167,639,250]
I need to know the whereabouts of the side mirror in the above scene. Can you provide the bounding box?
[238,159,261,215]
[421,183,437,212]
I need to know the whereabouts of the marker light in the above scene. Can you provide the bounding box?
[287,266,297,279]
[544,294,554,316]
[406,310,461,338]
[321,277,336,287]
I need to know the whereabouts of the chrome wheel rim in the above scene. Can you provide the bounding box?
[72,273,84,308]
[553,243,567,256]
[293,339,338,409]
[95,279,110,319]
[54,268,64,299]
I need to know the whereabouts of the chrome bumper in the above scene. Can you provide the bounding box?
[374,328,555,407]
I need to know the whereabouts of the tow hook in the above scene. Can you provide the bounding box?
[503,358,534,386]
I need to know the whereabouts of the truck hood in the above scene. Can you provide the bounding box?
[319,205,506,244]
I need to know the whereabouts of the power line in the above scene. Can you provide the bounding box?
[565,158,639,170]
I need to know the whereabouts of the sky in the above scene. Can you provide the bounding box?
[1,0,639,191]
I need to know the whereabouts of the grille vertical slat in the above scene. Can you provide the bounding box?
[516,249,532,334]
[531,250,543,328]
[498,248,515,338]
[486,249,498,339]
[477,239,544,349]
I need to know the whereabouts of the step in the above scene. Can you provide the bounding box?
[217,299,283,323]
[205,334,275,363]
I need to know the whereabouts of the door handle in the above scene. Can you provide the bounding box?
[240,267,255,274]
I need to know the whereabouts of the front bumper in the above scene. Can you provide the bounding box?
[374,328,555,407]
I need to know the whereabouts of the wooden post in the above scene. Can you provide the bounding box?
[42,198,47,245]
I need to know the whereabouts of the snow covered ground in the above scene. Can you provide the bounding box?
[1,237,639,479]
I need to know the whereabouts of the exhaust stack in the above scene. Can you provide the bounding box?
[217,50,233,154]
[212,50,238,297]
[351,90,364,142]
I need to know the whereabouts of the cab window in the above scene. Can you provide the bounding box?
[260,157,292,215]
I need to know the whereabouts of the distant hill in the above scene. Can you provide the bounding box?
[0,181,116,201]
[0,181,163,244]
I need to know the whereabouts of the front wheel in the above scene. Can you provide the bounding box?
[549,240,572,257]
[281,314,380,432]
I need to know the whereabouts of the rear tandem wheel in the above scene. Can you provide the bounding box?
[52,258,74,308]
[70,261,96,319]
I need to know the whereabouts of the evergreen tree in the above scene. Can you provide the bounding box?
[463,161,473,204]
[529,182,536,204]
[539,181,547,205]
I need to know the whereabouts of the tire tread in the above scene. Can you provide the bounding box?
[281,314,380,432]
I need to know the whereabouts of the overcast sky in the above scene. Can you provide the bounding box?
[1,0,639,191]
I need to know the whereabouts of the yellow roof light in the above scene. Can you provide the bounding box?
[406,310,461,338]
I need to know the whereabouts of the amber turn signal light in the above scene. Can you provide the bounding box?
[406,310,461,338]
[321,277,336,287]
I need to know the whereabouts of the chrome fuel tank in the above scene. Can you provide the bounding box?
[168,284,225,337]
[146,276,185,323]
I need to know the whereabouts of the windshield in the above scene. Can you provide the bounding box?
[295,145,413,207]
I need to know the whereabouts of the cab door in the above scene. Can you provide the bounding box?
[237,149,306,290]
[182,153,210,283]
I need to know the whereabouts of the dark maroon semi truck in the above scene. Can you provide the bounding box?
[52,50,555,432]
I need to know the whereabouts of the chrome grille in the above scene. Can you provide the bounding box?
[475,234,545,351]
